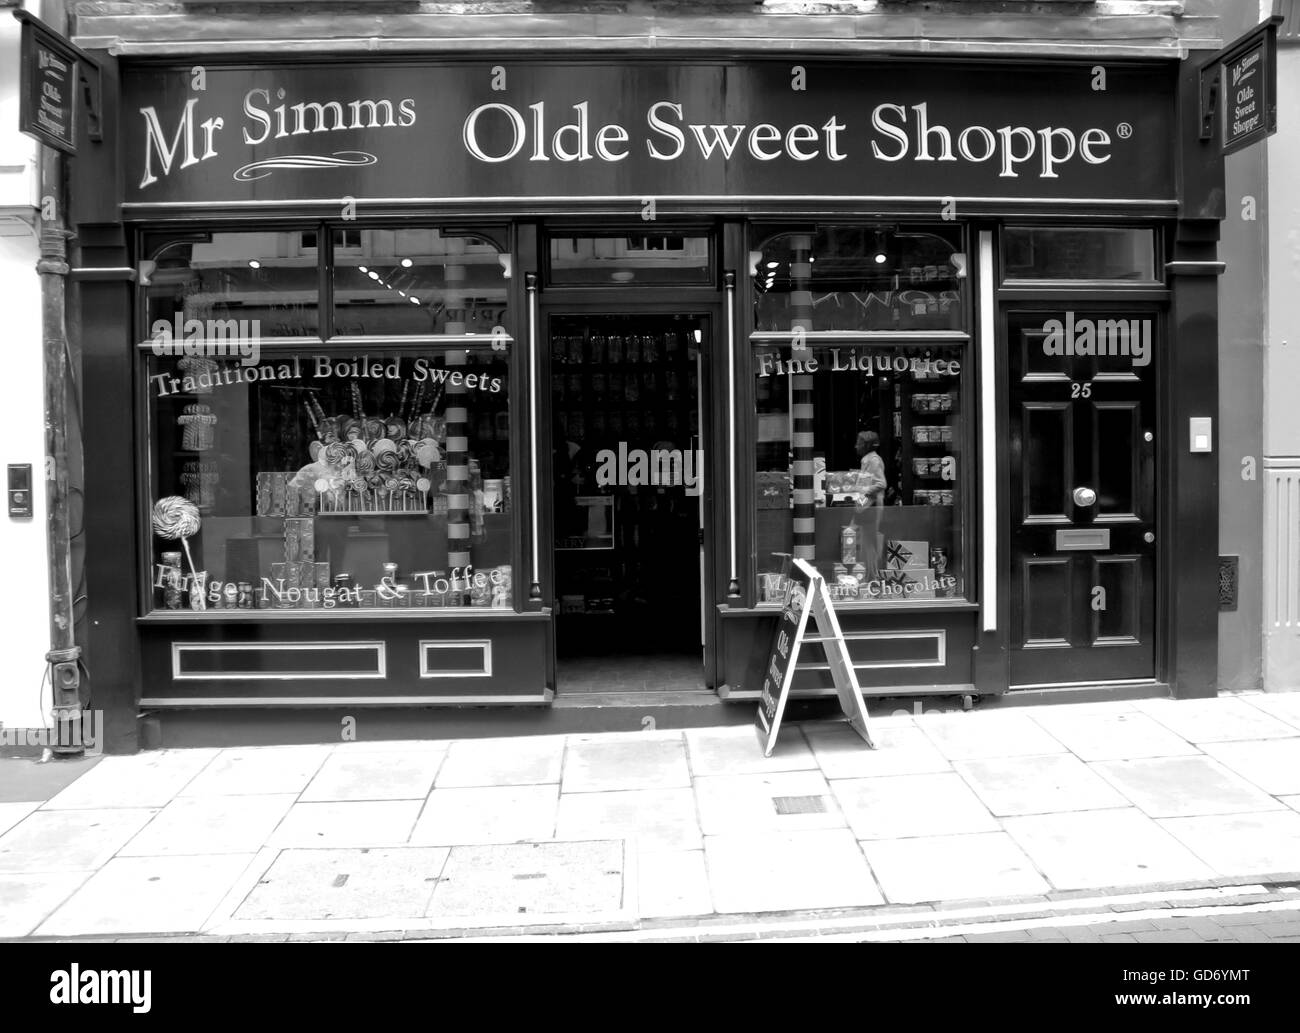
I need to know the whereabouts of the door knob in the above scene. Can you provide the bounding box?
[1072,486,1098,507]
[1144,532,1155,543]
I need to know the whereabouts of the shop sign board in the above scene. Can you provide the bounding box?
[120,59,1177,208]
[1203,15,1283,156]
[16,11,81,154]
[756,558,873,758]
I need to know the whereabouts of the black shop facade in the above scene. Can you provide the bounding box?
[75,54,1224,750]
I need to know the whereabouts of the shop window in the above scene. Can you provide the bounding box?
[754,342,966,606]
[144,346,513,613]
[331,228,508,337]
[142,231,320,339]
[1003,226,1157,282]
[547,232,712,285]
[753,224,966,333]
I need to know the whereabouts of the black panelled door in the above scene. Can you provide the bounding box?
[1008,309,1157,686]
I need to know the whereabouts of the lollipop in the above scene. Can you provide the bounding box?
[323,441,355,469]
[152,496,202,578]
[354,450,376,477]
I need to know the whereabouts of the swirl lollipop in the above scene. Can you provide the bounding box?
[323,441,355,469]
[152,496,202,577]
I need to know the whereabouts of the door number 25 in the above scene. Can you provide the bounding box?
[1070,382,1093,399]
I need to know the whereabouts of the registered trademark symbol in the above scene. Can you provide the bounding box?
[1117,122,1133,139]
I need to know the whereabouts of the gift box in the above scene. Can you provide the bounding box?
[884,540,930,571]
[883,568,937,599]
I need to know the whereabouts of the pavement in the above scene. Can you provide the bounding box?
[2,691,1300,943]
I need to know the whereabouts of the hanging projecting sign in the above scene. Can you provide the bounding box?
[119,59,1177,209]
[14,11,84,154]
[1202,14,1283,156]
[756,559,873,758]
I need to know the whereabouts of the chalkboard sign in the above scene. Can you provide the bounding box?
[756,558,873,757]
[17,13,80,155]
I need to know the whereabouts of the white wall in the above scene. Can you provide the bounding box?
[0,13,55,730]
[1264,45,1300,691]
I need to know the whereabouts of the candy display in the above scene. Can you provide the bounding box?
[152,496,203,592]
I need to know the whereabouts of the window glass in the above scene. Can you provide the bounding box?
[331,228,508,336]
[753,224,966,333]
[548,233,712,285]
[145,347,513,612]
[754,342,966,606]
[1003,226,1156,281]
[144,231,319,340]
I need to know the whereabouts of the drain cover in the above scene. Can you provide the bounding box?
[772,795,827,815]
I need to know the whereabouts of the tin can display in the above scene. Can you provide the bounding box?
[222,582,239,609]
[930,548,948,576]
[161,551,183,609]
[189,571,208,611]
[840,523,859,566]
[237,582,254,609]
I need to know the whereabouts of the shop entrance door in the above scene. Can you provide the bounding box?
[549,313,709,692]
[1007,308,1158,687]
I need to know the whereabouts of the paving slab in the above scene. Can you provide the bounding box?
[804,721,951,779]
[0,873,90,937]
[694,770,844,835]
[954,754,1129,817]
[1199,739,1300,796]
[554,787,701,853]
[1002,809,1216,890]
[180,745,332,797]
[685,725,817,777]
[427,840,626,920]
[34,853,258,937]
[916,713,1069,761]
[301,750,444,802]
[434,735,565,788]
[0,808,157,873]
[1240,694,1300,732]
[831,772,1000,840]
[234,847,450,921]
[1025,711,1201,762]
[1090,756,1283,818]
[267,800,423,848]
[118,794,298,856]
[704,829,883,913]
[860,832,1050,904]
[637,850,714,918]
[0,757,102,803]
[562,736,691,793]
[43,750,219,809]
[1158,811,1300,877]
[410,785,559,845]
[0,802,39,838]
[1134,697,1300,743]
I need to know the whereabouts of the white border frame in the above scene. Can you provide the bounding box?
[171,641,386,681]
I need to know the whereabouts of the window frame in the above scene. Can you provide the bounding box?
[744,220,977,612]
[133,223,520,621]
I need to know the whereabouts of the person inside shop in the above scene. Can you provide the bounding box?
[853,430,888,576]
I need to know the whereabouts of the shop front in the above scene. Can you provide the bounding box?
[73,55,1223,748]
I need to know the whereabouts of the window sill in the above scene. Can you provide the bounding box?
[718,600,979,617]
[138,608,552,624]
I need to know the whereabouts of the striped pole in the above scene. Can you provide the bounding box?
[789,234,816,561]
[443,237,471,599]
